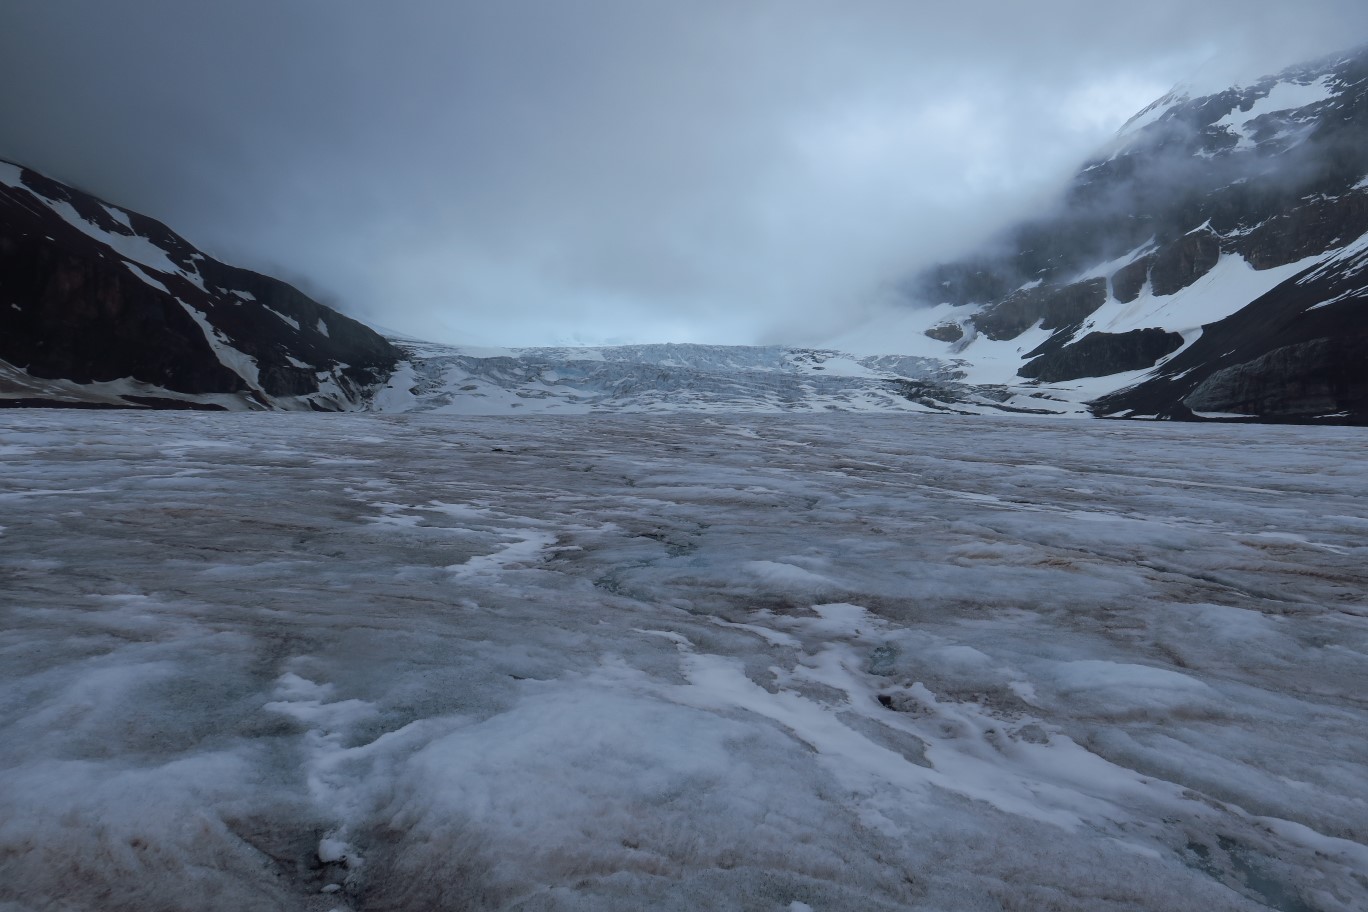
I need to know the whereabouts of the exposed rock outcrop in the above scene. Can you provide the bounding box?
[972,278,1107,341]
[1149,229,1220,296]
[1182,339,1351,416]
[924,321,965,342]
[1236,192,1368,269]
[1110,256,1152,303]
[1019,328,1184,383]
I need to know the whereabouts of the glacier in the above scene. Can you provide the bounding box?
[1,410,1365,911]
[371,340,1076,417]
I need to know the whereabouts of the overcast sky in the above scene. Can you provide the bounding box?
[3,2,1366,347]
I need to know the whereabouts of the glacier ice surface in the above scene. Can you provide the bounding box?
[1,411,1365,911]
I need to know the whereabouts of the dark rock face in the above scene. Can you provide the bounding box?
[972,278,1107,341]
[1182,339,1349,416]
[1110,256,1153,303]
[1149,230,1220,296]
[0,161,399,409]
[924,321,965,342]
[1019,328,1185,383]
[1239,192,1368,269]
[916,256,1017,308]
[1101,230,1223,308]
[0,226,245,394]
[886,379,1059,415]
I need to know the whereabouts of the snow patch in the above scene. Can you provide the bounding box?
[45,196,183,275]
[264,307,300,331]
[447,529,558,577]
[101,205,132,231]
[178,299,262,390]
[743,560,839,593]
[1079,253,1324,338]
[123,262,169,293]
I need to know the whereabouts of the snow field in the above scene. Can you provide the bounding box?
[0,412,1365,911]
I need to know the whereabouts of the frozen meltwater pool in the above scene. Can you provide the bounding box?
[1,412,1365,912]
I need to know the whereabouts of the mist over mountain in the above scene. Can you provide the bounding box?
[2,44,1366,423]
[7,2,1368,347]
[898,44,1368,423]
[370,47,1368,425]
[917,47,1368,297]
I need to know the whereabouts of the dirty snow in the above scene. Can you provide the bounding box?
[1,411,1364,912]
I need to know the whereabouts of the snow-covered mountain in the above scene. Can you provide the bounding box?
[0,160,398,410]
[4,45,1364,423]
[908,45,1368,423]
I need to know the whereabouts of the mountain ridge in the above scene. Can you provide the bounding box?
[0,159,399,410]
[902,43,1368,423]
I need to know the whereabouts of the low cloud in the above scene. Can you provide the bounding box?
[3,1,1364,347]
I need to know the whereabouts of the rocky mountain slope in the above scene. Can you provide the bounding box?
[907,45,1368,423]
[0,160,398,410]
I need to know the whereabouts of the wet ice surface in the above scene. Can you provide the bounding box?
[1,412,1366,912]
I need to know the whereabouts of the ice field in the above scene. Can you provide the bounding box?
[1,411,1365,911]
